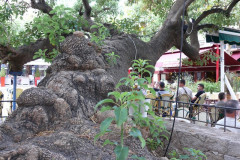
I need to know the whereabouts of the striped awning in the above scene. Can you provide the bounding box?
[206,27,240,45]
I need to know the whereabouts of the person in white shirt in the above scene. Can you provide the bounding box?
[174,79,192,100]
[215,100,240,133]
[157,82,169,97]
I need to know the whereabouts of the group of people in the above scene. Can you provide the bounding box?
[152,80,240,133]
[153,80,205,103]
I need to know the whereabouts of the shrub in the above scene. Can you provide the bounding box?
[0,68,6,77]
[95,59,167,160]
[35,68,40,77]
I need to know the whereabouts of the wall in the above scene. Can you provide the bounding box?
[163,119,240,160]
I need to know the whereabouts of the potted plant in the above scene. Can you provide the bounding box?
[0,68,6,87]
[34,68,41,86]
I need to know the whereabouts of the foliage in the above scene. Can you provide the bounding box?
[0,68,6,77]
[169,148,207,160]
[95,59,167,160]
[90,23,110,46]
[32,5,80,61]
[226,72,240,92]
[33,49,59,63]
[105,52,120,66]
[34,68,40,77]
[182,51,219,66]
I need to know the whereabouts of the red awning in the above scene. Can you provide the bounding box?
[231,51,240,61]
[155,45,240,73]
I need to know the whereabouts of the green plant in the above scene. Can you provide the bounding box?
[182,50,219,66]
[169,148,207,160]
[33,49,59,63]
[0,68,6,77]
[32,5,79,62]
[90,23,110,46]
[226,72,240,92]
[95,59,167,160]
[105,52,120,66]
[35,68,40,77]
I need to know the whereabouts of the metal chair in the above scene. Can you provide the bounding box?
[191,93,209,124]
[155,94,173,117]
[175,93,191,118]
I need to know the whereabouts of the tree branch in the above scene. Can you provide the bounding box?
[166,0,195,24]
[197,24,219,31]
[181,39,200,61]
[31,0,53,16]
[82,0,92,18]
[79,5,83,16]
[0,39,54,72]
[194,0,240,25]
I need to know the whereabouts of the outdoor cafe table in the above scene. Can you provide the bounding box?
[205,98,218,105]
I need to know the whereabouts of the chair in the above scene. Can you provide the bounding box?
[16,88,23,99]
[191,93,207,122]
[155,94,173,117]
[175,94,191,118]
[145,93,156,112]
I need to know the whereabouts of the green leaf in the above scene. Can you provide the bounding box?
[139,136,146,148]
[95,99,115,110]
[130,128,142,137]
[179,155,190,159]
[103,139,116,146]
[100,117,114,132]
[114,145,129,160]
[33,55,40,59]
[131,155,146,160]
[100,106,113,112]
[114,107,128,127]
[108,91,121,101]
[94,132,105,142]
[129,128,146,148]
[90,25,99,29]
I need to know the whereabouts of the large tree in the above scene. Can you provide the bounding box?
[0,0,239,159]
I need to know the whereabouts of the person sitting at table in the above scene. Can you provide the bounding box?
[153,81,160,92]
[157,82,169,97]
[174,79,192,100]
[215,100,240,133]
[191,83,205,103]
[189,83,205,118]
[216,92,226,120]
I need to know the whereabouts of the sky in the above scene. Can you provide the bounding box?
[15,0,127,29]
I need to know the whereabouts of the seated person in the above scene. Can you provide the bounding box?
[174,79,192,100]
[216,92,226,120]
[153,82,160,92]
[215,100,240,133]
[157,82,169,97]
[191,83,205,103]
[189,83,205,118]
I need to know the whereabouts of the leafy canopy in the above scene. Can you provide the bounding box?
[0,0,239,60]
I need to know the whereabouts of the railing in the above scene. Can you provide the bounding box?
[152,99,240,132]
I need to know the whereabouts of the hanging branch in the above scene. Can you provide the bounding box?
[30,0,53,16]
[194,0,240,25]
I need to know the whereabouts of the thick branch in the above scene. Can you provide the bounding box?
[82,0,92,18]
[194,0,240,25]
[0,39,54,72]
[181,40,200,60]
[197,24,219,31]
[166,0,195,24]
[31,0,53,16]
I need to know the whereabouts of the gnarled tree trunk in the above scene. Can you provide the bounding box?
[0,0,239,159]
